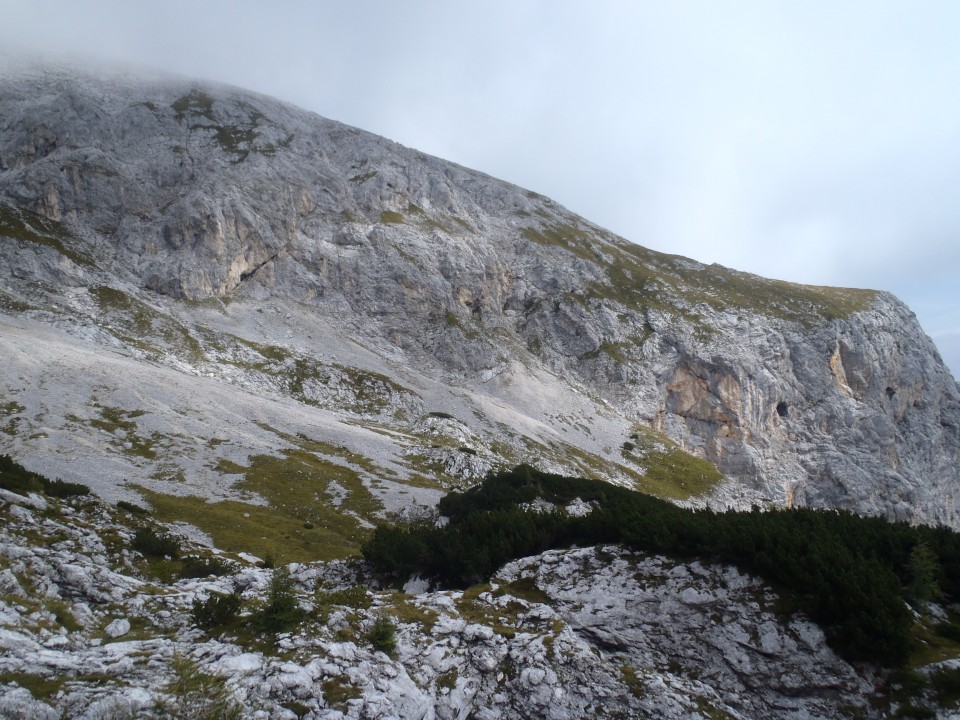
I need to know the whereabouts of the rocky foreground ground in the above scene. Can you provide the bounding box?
[5,484,960,719]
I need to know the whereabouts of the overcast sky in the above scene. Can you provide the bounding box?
[2,0,958,378]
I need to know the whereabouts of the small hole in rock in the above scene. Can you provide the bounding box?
[776,402,788,417]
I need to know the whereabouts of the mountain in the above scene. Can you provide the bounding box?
[2,57,960,719]
[1,58,958,534]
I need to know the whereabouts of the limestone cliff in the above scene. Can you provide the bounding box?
[0,58,958,528]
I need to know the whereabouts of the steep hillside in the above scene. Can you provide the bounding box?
[0,57,958,539]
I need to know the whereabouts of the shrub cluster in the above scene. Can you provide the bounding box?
[191,592,242,630]
[0,454,90,497]
[364,465,960,667]
[180,555,233,579]
[365,614,396,655]
[116,500,147,515]
[254,567,303,633]
[316,585,371,610]
[131,527,181,559]
[40,477,91,497]
[932,665,960,708]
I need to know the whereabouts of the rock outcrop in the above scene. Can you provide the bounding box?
[2,488,913,719]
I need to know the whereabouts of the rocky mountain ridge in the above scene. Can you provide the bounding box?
[1,57,958,531]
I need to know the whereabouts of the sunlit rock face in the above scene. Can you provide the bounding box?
[0,58,958,528]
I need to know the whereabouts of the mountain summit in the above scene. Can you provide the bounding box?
[0,59,958,533]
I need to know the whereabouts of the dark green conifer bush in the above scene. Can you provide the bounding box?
[255,567,302,633]
[0,454,89,496]
[365,614,396,655]
[364,465,960,667]
[191,592,242,630]
[131,527,181,559]
[932,665,960,708]
[116,500,148,515]
[180,556,233,579]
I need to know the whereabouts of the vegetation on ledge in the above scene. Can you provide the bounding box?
[0,201,94,267]
[521,217,876,326]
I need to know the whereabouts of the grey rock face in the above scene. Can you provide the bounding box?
[654,294,960,526]
[0,59,958,525]
[499,547,876,719]
[0,490,892,719]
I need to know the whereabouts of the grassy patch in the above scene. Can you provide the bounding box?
[379,210,405,225]
[381,593,440,633]
[521,429,722,502]
[453,583,525,639]
[46,598,82,632]
[265,427,400,491]
[395,455,447,490]
[203,332,415,415]
[400,450,480,491]
[583,340,631,365]
[695,696,737,720]
[0,289,34,314]
[909,613,960,667]
[622,426,723,499]
[406,202,460,234]
[280,701,313,719]
[90,286,203,361]
[214,458,247,475]
[349,171,377,183]
[197,331,290,372]
[136,444,383,563]
[291,359,412,414]
[0,201,93,267]
[521,218,876,327]
[137,491,352,565]
[215,124,258,158]
[442,310,482,341]
[316,585,371,615]
[236,448,382,523]
[620,664,646,698]
[1,400,25,437]
[136,554,185,584]
[322,676,362,710]
[0,672,65,700]
[522,224,598,263]
[171,90,215,121]
[452,216,474,233]
[172,92,284,163]
[161,653,243,719]
[501,576,551,604]
[437,668,458,691]
[89,406,157,459]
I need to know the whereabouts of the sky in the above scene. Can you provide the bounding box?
[2,0,958,378]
